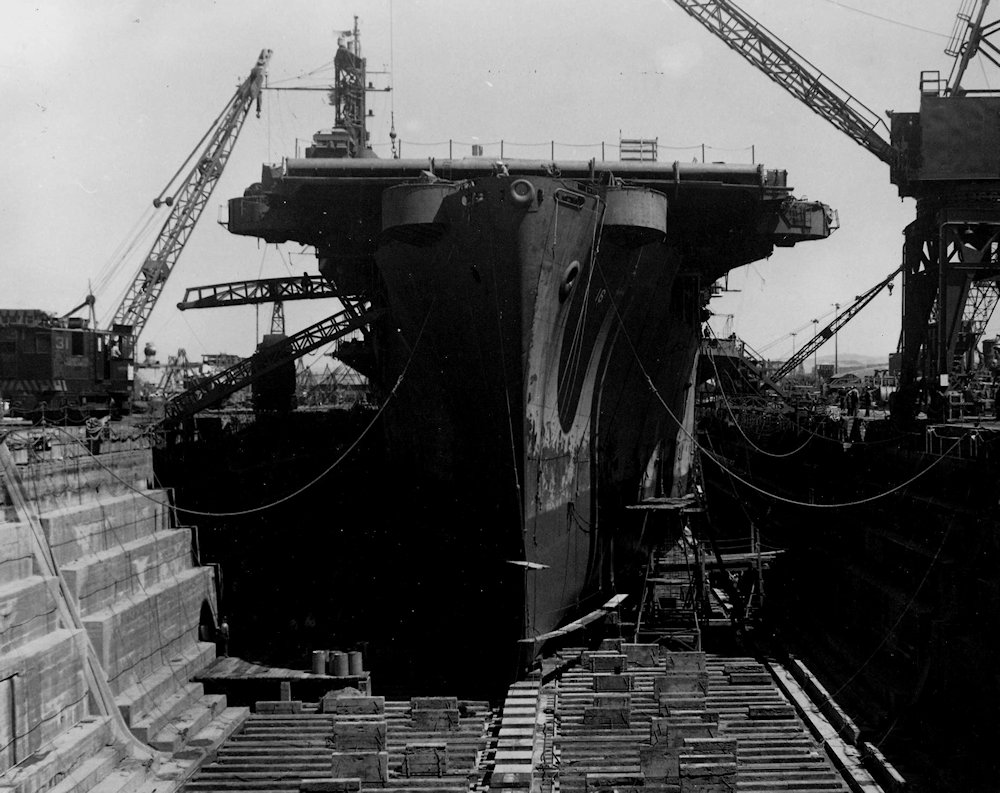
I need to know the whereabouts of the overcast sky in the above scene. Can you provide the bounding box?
[2,1,978,365]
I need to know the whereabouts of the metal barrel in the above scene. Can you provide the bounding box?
[331,651,349,677]
[348,650,363,676]
[326,651,342,675]
[311,650,328,675]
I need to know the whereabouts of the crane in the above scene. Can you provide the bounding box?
[770,266,901,384]
[109,48,272,355]
[176,274,342,311]
[671,0,1000,405]
[670,0,893,166]
[0,49,271,420]
[160,305,381,425]
[176,273,342,334]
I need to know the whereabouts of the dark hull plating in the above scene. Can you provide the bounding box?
[167,155,833,693]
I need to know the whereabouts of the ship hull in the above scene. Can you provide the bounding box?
[203,155,833,683]
[375,176,710,644]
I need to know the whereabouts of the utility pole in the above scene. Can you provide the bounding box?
[811,318,819,379]
[832,303,841,373]
[790,332,797,371]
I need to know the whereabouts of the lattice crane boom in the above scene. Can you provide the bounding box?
[176,274,340,310]
[771,265,902,383]
[160,306,381,425]
[669,0,894,166]
[947,0,994,94]
[110,48,272,345]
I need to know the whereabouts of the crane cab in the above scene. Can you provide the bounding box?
[0,309,131,420]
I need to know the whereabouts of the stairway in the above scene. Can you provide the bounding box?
[0,432,247,793]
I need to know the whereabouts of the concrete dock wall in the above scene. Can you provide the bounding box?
[0,429,245,793]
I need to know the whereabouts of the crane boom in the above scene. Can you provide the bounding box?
[669,0,894,166]
[947,0,993,94]
[770,265,902,383]
[161,306,381,425]
[176,274,340,310]
[110,48,272,345]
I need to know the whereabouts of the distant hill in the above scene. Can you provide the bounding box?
[763,352,888,375]
[815,353,888,372]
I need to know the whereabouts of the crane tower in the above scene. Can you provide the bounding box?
[673,0,1000,402]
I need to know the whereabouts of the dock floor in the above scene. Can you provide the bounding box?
[183,646,892,793]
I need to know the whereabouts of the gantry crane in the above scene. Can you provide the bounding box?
[672,0,1000,405]
[109,48,272,356]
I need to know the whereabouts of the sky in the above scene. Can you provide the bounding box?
[1,0,984,367]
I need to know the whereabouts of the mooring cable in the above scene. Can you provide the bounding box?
[593,258,968,509]
[33,305,432,518]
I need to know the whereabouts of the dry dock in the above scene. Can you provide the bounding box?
[0,426,246,793]
[0,426,900,793]
[183,645,898,793]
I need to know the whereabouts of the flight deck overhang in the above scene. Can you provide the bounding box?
[225,158,834,277]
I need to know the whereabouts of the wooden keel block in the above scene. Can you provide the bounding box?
[586,653,628,673]
[299,779,361,793]
[650,717,719,746]
[320,693,385,715]
[329,751,388,785]
[332,719,387,751]
[411,708,459,731]
[662,651,706,673]
[255,700,302,714]
[410,696,458,711]
[654,672,708,697]
[593,673,634,692]
[622,642,661,667]
[640,743,680,779]
[583,706,630,728]
[402,742,448,777]
[586,772,644,793]
[679,759,737,793]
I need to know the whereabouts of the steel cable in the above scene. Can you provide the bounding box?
[42,305,432,518]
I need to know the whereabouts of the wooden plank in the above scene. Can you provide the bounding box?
[518,595,627,644]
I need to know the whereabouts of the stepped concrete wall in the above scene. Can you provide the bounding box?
[0,428,240,793]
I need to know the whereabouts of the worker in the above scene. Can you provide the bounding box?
[218,618,230,657]
[963,385,980,417]
[847,387,860,417]
[927,386,945,422]
[110,337,122,359]
[85,416,104,454]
